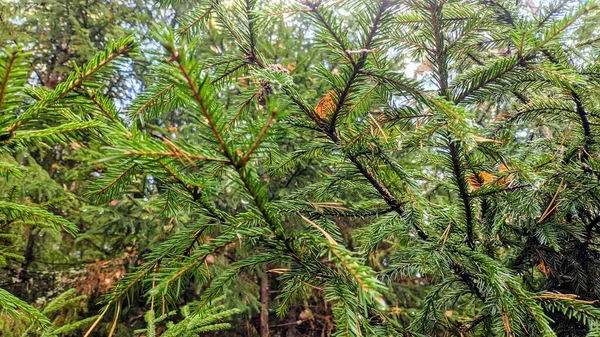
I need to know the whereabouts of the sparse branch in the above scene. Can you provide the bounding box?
[328,0,388,134]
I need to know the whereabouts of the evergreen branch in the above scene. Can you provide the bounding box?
[42,289,87,315]
[299,213,382,296]
[307,3,356,65]
[210,61,248,85]
[162,34,305,266]
[0,201,77,235]
[575,36,600,47]
[164,44,234,163]
[453,1,596,103]
[424,1,476,252]
[0,46,30,117]
[7,36,135,133]
[157,161,203,201]
[245,0,262,67]
[155,162,230,226]
[123,150,229,163]
[183,227,209,257]
[359,70,464,122]
[8,121,103,145]
[85,91,117,123]
[428,1,448,96]
[55,3,600,334]
[208,0,248,49]
[180,5,212,35]
[153,228,263,295]
[225,92,256,132]
[0,288,50,328]
[536,50,593,159]
[0,160,21,178]
[105,263,155,306]
[534,292,600,330]
[244,4,430,241]
[132,84,174,121]
[46,315,98,336]
[532,2,597,55]
[0,48,17,113]
[249,67,429,241]
[448,141,475,249]
[233,165,284,235]
[167,50,280,235]
[96,163,137,196]
[94,226,244,331]
[452,55,522,103]
[571,88,592,158]
[465,52,530,103]
[240,106,277,164]
[536,0,569,28]
[328,0,388,134]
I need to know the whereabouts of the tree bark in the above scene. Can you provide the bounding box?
[259,265,270,337]
[19,227,37,281]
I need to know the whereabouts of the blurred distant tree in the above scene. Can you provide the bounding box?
[0,0,150,94]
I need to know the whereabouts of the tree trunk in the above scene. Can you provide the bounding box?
[259,265,270,337]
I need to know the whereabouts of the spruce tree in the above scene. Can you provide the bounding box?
[75,0,600,336]
[2,0,600,336]
[0,39,135,334]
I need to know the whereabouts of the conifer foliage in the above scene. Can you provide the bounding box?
[0,39,135,331]
[3,0,600,336]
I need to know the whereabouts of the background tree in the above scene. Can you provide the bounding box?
[0,38,135,334]
[0,0,157,321]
